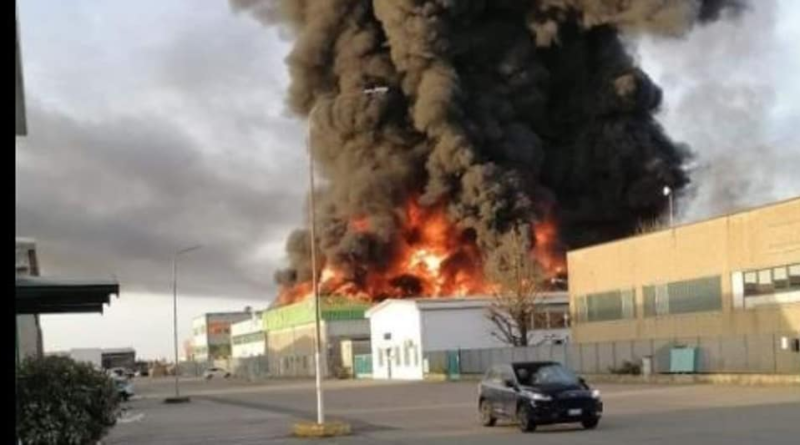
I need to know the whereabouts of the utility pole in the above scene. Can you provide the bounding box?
[306,86,389,425]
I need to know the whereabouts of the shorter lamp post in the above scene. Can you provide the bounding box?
[663,186,673,228]
[164,244,201,404]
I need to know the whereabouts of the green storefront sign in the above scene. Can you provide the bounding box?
[264,297,369,331]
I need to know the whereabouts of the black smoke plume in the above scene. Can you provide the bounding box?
[230,0,743,299]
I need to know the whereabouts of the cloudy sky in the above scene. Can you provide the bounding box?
[16,1,799,359]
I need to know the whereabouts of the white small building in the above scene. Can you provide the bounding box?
[192,310,252,363]
[231,311,266,358]
[366,294,570,380]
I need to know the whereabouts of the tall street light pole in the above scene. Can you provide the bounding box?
[306,86,388,426]
[663,186,673,228]
[166,244,201,404]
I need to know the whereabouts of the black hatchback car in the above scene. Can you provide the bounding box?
[478,361,603,432]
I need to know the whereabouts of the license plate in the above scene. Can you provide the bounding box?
[568,408,582,416]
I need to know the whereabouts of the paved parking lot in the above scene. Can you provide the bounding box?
[107,377,800,444]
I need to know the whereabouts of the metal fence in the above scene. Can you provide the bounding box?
[424,332,800,376]
[178,356,271,380]
[177,360,211,377]
[230,356,270,381]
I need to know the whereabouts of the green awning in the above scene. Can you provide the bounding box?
[15,276,119,314]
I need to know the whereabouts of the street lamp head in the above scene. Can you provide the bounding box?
[363,86,389,95]
[662,186,671,197]
[176,245,202,256]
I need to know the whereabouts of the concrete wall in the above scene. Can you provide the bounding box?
[266,319,369,378]
[568,198,800,343]
[420,306,507,352]
[69,348,102,369]
[191,316,209,361]
[429,332,800,376]
[16,315,41,361]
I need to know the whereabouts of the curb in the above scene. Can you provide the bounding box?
[292,421,351,438]
[424,373,800,386]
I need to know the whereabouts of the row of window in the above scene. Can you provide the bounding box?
[576,263,800,324]
[743,263,800,296]
[377,343,420,368]
[574,289,636,323]
[576,276,723,323]
[232,332,265,345]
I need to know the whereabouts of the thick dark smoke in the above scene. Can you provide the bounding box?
[230,0,742,295]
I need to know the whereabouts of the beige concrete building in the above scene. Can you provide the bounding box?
[568,197,800,344]
[264,297,370,378]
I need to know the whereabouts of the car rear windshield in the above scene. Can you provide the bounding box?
[513,363,579,386]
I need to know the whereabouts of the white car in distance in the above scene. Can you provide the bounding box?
[203,367,231,380]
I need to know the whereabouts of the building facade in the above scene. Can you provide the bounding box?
[366,295,570,380]
[231,312,267,358]
[568,198,800,345]
[15,238,43,362]
[101,348,136,370]
[191,311,252,363]
[264,297,370,378]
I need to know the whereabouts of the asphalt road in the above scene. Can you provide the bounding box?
[106,377,800,444]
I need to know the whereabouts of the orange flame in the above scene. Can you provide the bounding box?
[275,198,567,306]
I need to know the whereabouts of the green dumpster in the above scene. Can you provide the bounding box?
[669,347,698,373]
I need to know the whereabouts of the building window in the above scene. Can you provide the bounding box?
[378,349,384,367]
[744,271,758,295]
[548,310,568,329]
[532,311,548,329]
[757,269,773,294]
[642,276,722,317]
[394,347,400,367]
[579,288,636,323]
[774,267,789,290]
[790,264,800,286]
[403,344,410,366]
[742,263,800,297]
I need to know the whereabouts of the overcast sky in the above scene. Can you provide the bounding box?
[16,1,799,359]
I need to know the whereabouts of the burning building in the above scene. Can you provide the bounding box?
[231,0,744,305]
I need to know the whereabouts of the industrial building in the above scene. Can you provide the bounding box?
[191,310,252,363]
[567,197,800,373]
[264,297,370,378]
[366,295,570,380]
[101,348,136,370]
[231,311,267,358]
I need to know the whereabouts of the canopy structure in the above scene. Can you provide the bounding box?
[15,276,119,314]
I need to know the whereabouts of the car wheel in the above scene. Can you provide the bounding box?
[517,404,536,433]
[581,417,600,430]
[479,400,496,427]
[224,373,231,379]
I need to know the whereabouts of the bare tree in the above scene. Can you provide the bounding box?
[484,228,547,347]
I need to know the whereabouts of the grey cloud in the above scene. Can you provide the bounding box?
[16,99,304,300]
[637,0,800,221]
[15,2,309,302]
